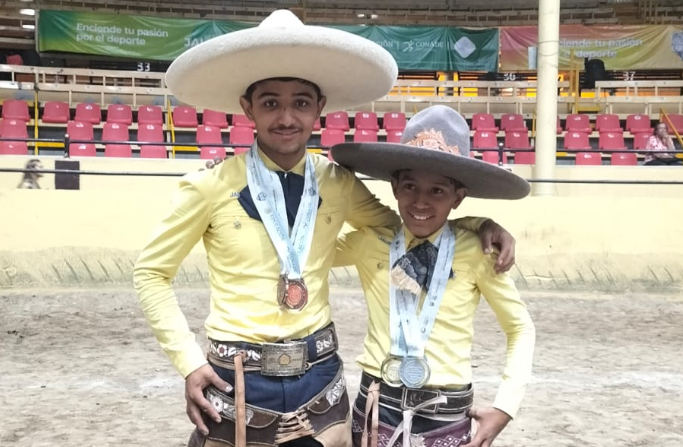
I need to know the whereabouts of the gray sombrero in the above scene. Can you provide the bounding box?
[165,10,398,114]
[331,105,530,200]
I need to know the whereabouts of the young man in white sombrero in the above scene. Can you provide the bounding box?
[134,10,519,447]
[332,106,535,447]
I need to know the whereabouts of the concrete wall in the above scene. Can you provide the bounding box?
[1,155,683,293]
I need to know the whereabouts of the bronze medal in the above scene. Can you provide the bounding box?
[277,276,308,311]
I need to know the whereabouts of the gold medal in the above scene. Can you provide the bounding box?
[380,356,403,387]
[277,275,308,311]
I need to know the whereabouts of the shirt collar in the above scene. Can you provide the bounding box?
[403,224,445,250]
[257,146,307,176]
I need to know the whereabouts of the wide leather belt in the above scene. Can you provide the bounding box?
[208,323,338,376]
[360,372,473,414]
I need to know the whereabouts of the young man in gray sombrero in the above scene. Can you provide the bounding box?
[332,106,536,447]
[134,10,519,447]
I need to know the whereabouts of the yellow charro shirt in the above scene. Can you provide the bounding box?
[134,149,401,378]
[334,221,535,418]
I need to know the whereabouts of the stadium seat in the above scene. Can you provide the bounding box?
[354,112,379,131]
[564,132,592,151]
[42,101,70,124]
[2,99,30,121]
[595,114,623,133]
[665,114,683,134]
[598,132,626,150]
[75,103,102,124]
[626,114,652,134]
[325,111,350,131]
[505,131,533,150]
[633,132,651,150]
[473,131,498,149]
[106,104,133,125]
[557,116,563,134]
[313,118,321,131]
[354,129,378,143]
[172,106,198,128]
[383,112,406,131]
[137,105,163,125]
[575,152,602,165]
[514,151,536,165]
[386,129,403,143]
[482,150,506,164]
[472,113,498,132]
[500,114,527,132]
[231,114,255,128]
[0,141,27,155]
[66,121,96,156]
[137,123,167,158]
[228,126,254,155]
[202,109,229,129]
[197,125,226,159]
[565,114,592,133]
[320,128,346,147]
[102,122,132,157]
[611,153,637,166]
[6,54,23,65]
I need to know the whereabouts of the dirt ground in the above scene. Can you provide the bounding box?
[1,287,682,447]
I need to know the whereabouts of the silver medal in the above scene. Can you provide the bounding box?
[398,356,431,388]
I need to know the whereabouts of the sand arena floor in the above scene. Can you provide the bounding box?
[1,287,682,447]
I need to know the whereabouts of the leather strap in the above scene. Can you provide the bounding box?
[234,351,247,447]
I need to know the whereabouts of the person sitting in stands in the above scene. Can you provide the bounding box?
[644,122,682,166]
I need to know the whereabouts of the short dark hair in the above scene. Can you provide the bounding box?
[242,77,322,103]
[391,169,464,190]
[654,121,667,136]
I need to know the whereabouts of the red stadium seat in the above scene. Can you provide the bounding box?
[172,106,198,128]
[500,114,527,132]
[564,132,591,151]
[325,111,350,131]
[137,123,167,158]
[557,116,563,134]
[626,114,652,134]
[575,152,602,165]
[75,103,101,124]
[6,54,23,65]
[2,99,30,121]
[383,112,406,131]
[229,126,254,155]
[505,131,533,150]
[354,112,379,131]
[231,114,255,129]
[0,141,27,155]
[353,129,378,142]
[102,122,132,157]
[321,128,346,147]
[386,129,403,143]
[137,105,163,125]
[0,118,29,154]
[472,113,498,132]
[514,151,536,165]
[66,121,96,156]
[202,109,229,129]
[665,114,683,134]
[633,132,651,150]
[473,131,498,149]
[197,125,226,159]
[611,153,637,166]
[595,114,622,133]
[598,132,626,150]
[106,104,132,125]
[42,101,70,124]
[482,150,506,164]
[565,114,592,133]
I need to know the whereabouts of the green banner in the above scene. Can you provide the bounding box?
[334,26,499,72]
[38,10,252,61]
[38,10,499,71]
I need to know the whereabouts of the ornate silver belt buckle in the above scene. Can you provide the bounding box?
[260,341,307,376]
[401,388,441,414]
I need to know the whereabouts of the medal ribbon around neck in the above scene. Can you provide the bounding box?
[246,143,319,282]
[388,223,456,358]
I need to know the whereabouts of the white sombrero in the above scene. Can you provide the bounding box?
[331,105,530,200]
[165,10,398,114]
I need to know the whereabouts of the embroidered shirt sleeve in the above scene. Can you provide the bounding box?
[133,173,212,378]
[475,255,536,419]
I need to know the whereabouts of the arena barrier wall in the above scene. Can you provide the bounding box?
[1,155,683,293]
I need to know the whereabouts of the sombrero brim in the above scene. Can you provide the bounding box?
[166,26,398,114]
[331,143,530,200]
